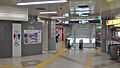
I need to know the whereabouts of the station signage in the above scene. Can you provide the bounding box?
[68,20,100,24]
[106,19,120,25]
[96,26,101,29]
[115,28,120,31]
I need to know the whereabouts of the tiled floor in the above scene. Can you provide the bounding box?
[91,49,120,68]
[43,49,88,68]
[0,43,120,68]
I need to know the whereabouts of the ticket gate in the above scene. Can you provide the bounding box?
[108,44,120,60]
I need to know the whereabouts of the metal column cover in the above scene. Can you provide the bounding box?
[48,20,56,51]
[101,19,107,53]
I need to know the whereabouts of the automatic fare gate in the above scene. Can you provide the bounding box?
[108,44,120,60]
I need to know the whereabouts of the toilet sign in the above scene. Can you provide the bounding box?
[13,31,20,47]
[12,23,21,57]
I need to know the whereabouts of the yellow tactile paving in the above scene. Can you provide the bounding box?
[34,43,66,68]
[83,49,92,68]
[0,65,24,68]
[56,43,65,50]
[0,43,66,68]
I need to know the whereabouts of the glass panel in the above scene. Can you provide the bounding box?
[76,38,90,43]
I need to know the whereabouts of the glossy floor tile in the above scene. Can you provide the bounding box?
[0,44,120,68]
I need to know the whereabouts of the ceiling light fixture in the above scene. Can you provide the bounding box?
[114,24,120,27]
[40,11,57,14]
[16,0,67,5]
[51,16,65,19]
[81,15,89,16]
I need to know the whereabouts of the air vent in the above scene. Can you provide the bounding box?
[78,5,89,8]
[35,8,46,10]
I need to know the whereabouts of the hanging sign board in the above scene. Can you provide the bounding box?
[106,19,120,25]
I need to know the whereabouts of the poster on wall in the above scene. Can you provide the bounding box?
[24,30,41,44]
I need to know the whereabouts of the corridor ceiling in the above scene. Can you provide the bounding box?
[0,0,120,18]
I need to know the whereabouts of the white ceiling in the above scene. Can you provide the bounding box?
[0,0,120,18]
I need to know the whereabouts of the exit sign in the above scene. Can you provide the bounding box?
[96,26,101,29]
[98,16,101,20]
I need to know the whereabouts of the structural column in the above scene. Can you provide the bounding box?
[42,20,48,52]
[101,19,107,53]
[48,20,56,51]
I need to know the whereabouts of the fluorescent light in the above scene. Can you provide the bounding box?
[51,16,65,19]
[63,21,69,24]
[75,8,90,11]
[114,24,120,27]
[16,0,67,5]
[77,11,89,14]
[81,15,89,16]
[70,19,94,21]
[40,11,57,14]
[63,13,69,17]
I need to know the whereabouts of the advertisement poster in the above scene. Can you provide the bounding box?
[24,30,41,44]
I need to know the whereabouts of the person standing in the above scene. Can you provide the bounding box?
[56,31,59,43]
[79,39,83,50]
[67,40,71,49]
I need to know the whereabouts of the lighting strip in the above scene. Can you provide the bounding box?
[51,16,65,19]
[40,11,57,14]
[17,0,67,5]
[114,24,120,27]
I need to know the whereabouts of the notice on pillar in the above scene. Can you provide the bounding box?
[12,23,21,57]
[24,30,41,44]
